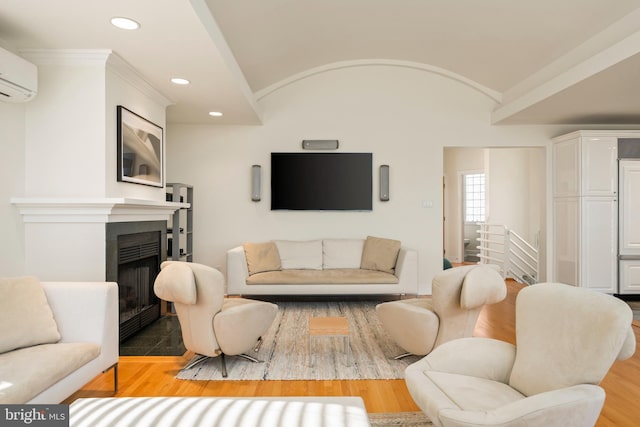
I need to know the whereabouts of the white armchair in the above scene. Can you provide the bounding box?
[153,261,278,377]
[404,283,636,427]
[376,265,506,358]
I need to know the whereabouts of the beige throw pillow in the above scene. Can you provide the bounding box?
[243,242,281,275]
[360,236,401,274]
[0,276,61,354]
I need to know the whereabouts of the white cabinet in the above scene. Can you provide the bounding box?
[581,137,617,196]
[619,160,640,256]
[553,197,578,286]
[619,260,640,294]
[552,132,619,293]
[552,195,616,293]
[580,197,617,293]
[553,135,617,197]
[553,138,579,197]
[618,159,640,295]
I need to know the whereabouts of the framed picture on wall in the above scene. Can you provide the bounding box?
[116,105,164,187]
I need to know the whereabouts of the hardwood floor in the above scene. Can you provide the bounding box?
[66,280,640,426]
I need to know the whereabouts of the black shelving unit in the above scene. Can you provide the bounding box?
[166,183,193,262]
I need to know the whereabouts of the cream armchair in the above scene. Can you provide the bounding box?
[405,283,636,427]
[153,261,278,377]
[376,265,506,358]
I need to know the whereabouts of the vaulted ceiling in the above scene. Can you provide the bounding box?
[2,0,640,125]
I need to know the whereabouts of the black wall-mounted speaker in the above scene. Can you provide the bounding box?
[251,165,261,202]
[301,140,339,150]
[380,164,390,201]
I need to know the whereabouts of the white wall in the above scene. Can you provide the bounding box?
[105,55,168,201]
[488,147,545,242]
[443,147,485,262]
[16,52,171,281]
[488,147,547,280]
[167,65,564,293]
[22,52,168,201]
[0,102,26,276]
[443,147,546,276]
[24,60,106,197]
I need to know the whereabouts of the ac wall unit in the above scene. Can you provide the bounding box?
[0,47,37,103]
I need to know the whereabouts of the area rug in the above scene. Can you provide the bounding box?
[176,300,420,380]
[368,412,433,426]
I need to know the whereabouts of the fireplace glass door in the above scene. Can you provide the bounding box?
[117,231,161,341]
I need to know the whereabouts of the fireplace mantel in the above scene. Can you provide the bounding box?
[11,198,189,223]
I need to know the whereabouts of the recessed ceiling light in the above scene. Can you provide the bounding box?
[111,17,140,30]
[171,78,190,85]
[209,111,223,117]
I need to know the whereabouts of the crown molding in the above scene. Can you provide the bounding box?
[20,49,111,66]
[106,52,173,108]
[20,49,172,107]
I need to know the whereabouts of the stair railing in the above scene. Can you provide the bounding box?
[476,224,539,285]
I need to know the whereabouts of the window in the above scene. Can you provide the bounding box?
[464,173,485,223]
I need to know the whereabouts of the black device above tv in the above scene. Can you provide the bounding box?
[271,152,372,211]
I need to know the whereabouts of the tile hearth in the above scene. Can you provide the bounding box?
[119,315,185,356]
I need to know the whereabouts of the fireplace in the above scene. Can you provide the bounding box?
[106,221,167,342]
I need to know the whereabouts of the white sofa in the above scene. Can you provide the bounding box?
[227,237,418,296]
[0,279,119,404]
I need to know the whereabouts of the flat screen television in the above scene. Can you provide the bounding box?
[271,152,372,211]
